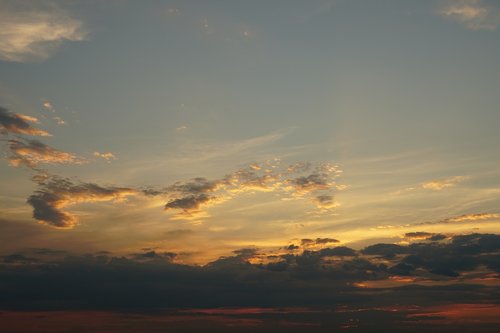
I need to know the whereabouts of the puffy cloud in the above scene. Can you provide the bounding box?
[27,175,137,228]
[439,0,500,30]
[0,106,50,136]
[93,151,117,162]
[8,138,83,168]
[0,1,87,62]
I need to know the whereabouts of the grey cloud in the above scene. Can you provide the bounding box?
[8,138,83,168]
[27,175,137,228]
[165,194,213,211]
[0,106,50,136]
[151,162,344,221]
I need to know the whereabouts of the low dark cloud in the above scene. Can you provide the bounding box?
[2,253,39,264]
[0,106,50,136]
[0,234,498,320]
[130,250,177,262]
[27,175,137,228]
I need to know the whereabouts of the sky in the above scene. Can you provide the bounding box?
[0,0,500,331]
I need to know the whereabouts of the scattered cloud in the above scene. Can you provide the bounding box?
[0,106,50,136]
[7,138,83,168]
[42,101,55,113]
[53,116,66,125]
[438,0,500,30]
[41,100,68,125]
[421,176,467,190]
[27,175,138,228]
[145,161,344,222]
[398,176,467,194]
[0,1,87,62]
[93,151,117,162]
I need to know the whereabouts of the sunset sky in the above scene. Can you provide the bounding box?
[1,1,500,331]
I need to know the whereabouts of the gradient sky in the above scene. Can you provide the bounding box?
[1,0,500,266]
[2,2,500,332]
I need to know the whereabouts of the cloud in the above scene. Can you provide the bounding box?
[0,106,50,136]
[148,162,344,222]
[447,212,500,222]
[420,176,467,190]
[7,138,83,168]
[0,1,87,62]
[300,238,339,247]
[165,194,214,211]
[42,101,55,113]
[376,212,500,230]
[41,100,68,125]
[313,195,338,210]
[0,232,498,330]
[287,164,342,195]
[27,175,137,228]
[439,0,500,30]
[93,151,117,162]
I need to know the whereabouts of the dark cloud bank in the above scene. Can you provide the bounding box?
[1,233,499,332]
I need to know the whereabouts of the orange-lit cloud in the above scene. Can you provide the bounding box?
[376,212,499,230]
[439,0,500,30]
[8,138,83,168]
[28,175,138,228]
[447,212,500,222]
[147,162,344,222]
[421,176,467,190]
[0,107,50,136]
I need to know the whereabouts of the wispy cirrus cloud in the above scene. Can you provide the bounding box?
[7,138,84,168]
[438,0,500,30]
[376,212,500,230]
[0,107,50,136]
[28,175,138,228]
[420,176,467,190]
[0,1,87,62]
